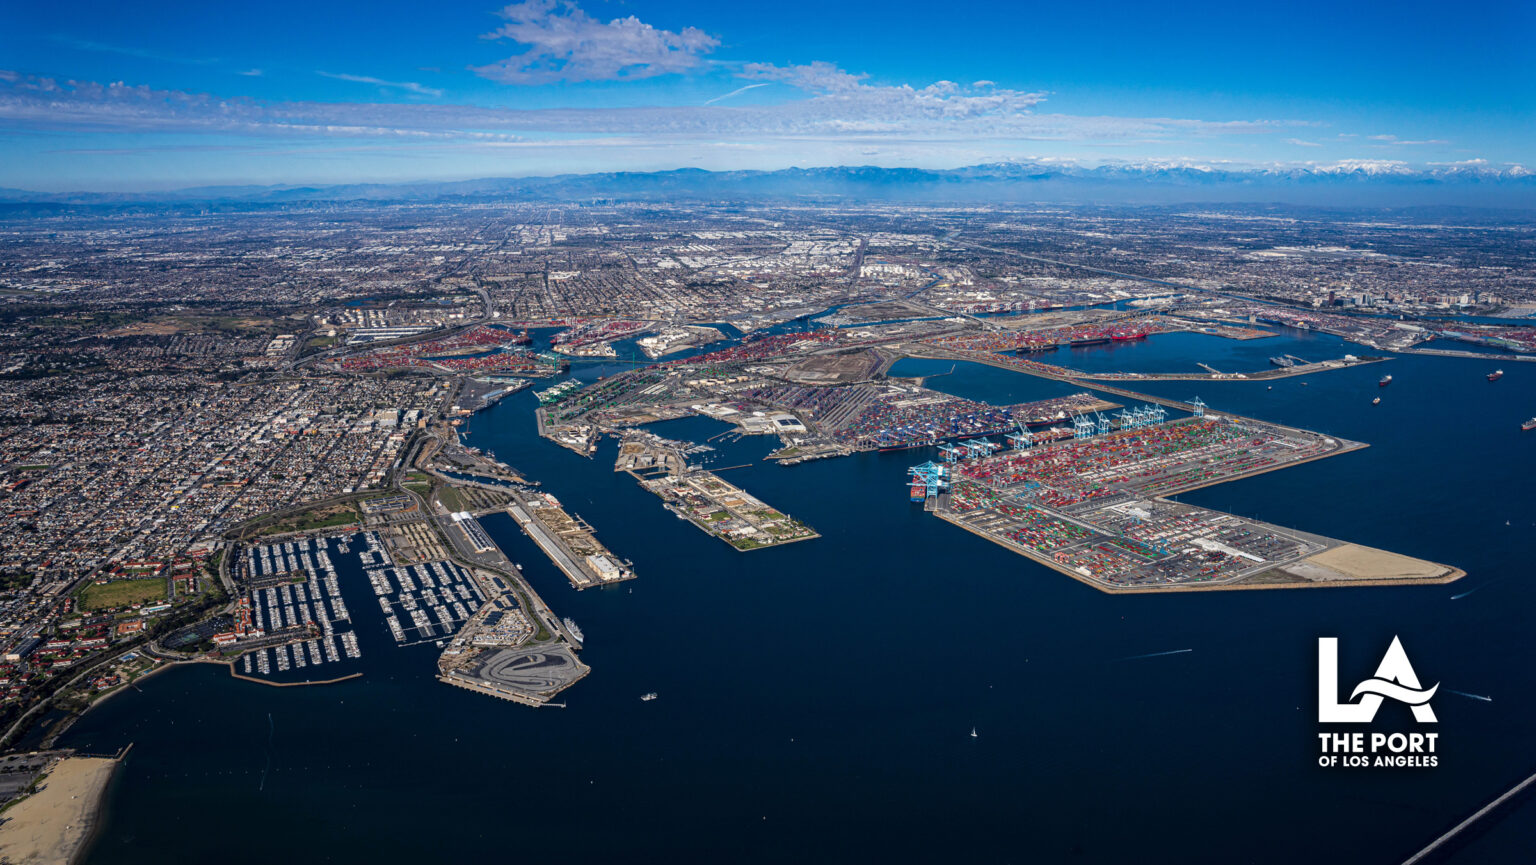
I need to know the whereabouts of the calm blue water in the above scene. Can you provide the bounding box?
[63,332,1536,864]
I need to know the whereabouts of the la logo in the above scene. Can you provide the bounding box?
[1318,636,1438,723]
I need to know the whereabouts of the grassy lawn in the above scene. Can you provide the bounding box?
[254,504,358,536]
[438,485,467,512]
[79,579,168,611]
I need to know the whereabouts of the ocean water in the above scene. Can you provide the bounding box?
[63,331,1536,864]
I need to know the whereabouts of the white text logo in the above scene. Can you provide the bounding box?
[1318,636,1437,724]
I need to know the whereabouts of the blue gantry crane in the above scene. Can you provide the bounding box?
[963,438,996,458]
[907,461,949,501]
[1006,422,1033,450]
[1073,413,1096,440]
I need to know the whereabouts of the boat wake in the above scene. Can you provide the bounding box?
[1117,648,1192,662]
[1451,578,1504,600]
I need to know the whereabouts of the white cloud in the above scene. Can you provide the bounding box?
[1284,138,1322,147]
[318,72,442,98]
[473,0,718,84]
[704,82,771,105]
[0,69,1302,147]
[738,61,868,93]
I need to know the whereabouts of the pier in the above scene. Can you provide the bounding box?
[617,435,819,551]
[924,414,1462,593]
[507,494,636,589]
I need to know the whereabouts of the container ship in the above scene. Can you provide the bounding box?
[1379,375,1393,387]
[1489,369,1504,382]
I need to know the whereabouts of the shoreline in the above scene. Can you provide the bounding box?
[934,509,1463,594]
[0,750,124,865]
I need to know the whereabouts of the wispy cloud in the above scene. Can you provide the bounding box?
[50,35,220,66]
[1284,138,1322,147]
[237,69,264,77]
[0,69,1306,147]
[704,82,771,105]
[318,72,443,98]
[473,0,718,84]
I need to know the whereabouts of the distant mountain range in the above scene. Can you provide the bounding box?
[4,161,1535,208]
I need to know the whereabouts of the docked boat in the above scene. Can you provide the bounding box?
[562,617,584,642]
[1378,375,1393,387]
[1489,369,1504,382]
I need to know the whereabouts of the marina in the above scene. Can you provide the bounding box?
[231,536,367,684]
[365,557,486,646]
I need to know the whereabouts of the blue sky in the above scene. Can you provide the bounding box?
[1,0,1532,190]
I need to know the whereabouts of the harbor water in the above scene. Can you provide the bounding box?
[62,331,1536,864]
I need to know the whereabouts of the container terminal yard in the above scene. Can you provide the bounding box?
[523,308,1464,591]
[914,411,1462,592]
[531,307,1387,463]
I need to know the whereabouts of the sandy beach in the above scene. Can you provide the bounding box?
[0,756,117,865]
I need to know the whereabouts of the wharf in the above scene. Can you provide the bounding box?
[438,672,552,707]
[1073,355,1388,382]
[617,436,819,551]
[1397,347,1536,362]
[507,495,635,589]
[903,342,1383,389]
[926,415,1462,593]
